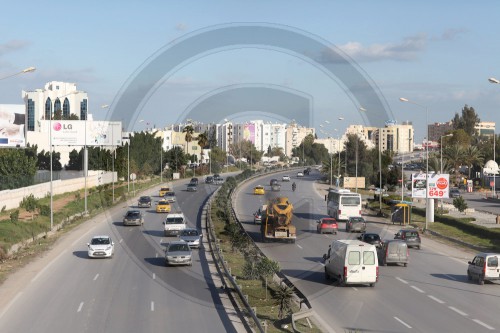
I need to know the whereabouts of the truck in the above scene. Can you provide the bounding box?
[260,197,296,243]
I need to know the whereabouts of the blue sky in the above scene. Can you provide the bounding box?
[1,0,499,143]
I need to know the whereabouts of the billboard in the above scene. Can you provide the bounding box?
[0,104,26,148]
[52,121,122,146]
[343,177,366,189]
[411,173,450,199]
[242,123,255,144]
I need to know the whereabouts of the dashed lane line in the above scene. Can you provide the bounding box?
[77,302,84,312]
[411,285,425,293]
[448,306,468,317]
[396,277,409,284]
[151,301,155,312]
[472,319,495,330]
[93,274,99,281]
[394,317,412,329]
[427,295,445,304]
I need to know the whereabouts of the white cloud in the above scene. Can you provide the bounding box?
[338,33,427,62]
[0,40,30,57]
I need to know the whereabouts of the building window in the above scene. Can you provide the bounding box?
[27,99,35,131]
[45,97,52,120]
[80,99,88,120]
[54,98,61,117]
[63,98,70,119]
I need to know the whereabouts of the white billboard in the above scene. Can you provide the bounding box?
[52,121,122,146]
[411,173,450,199]
[0,104,26,148]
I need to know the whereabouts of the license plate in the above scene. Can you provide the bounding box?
[275,231,288,237]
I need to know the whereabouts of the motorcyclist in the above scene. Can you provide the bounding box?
[292,182,296,192]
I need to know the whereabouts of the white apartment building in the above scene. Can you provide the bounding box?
[285,122,315,157]
[363,121,414,154]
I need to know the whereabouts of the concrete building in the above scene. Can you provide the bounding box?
[475,121,496,137]
[428,121,454,142]
[284,121,315,158]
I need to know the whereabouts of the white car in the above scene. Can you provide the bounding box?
[297,172,304,177]
[87,235,114,258]
[282,175,291,182]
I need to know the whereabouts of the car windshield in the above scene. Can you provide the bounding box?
[166,217,184,224]
[322,219,336,224]
[165,192,175,196]
[126,211,140,218]
[91,238,110,245]
[169,244,190,252]
[405,231,419,237]
[350,217,364,223]
[365,234,380,241]
[181,230,199,236]
[139,197,150,202]
[158,200,169,205]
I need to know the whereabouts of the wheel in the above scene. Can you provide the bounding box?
[478,275,485,285]
[324,268,330,280]
[339,275,346,287]
[403,263,408,267]
[369,283,375,287]
[383,260,387,267]
[417,245,421,250]
[467,270,472,281]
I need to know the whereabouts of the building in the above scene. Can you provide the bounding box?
[284,121,315,158]
[475,121,496,137]
[360,122,414,154]
[428,122,454,143]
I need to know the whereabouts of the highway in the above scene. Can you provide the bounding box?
[0,178,237,333]
[234,169,500,332]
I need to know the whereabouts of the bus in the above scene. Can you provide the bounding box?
[326,189,362,221]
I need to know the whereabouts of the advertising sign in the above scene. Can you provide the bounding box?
[0,104,26,148]
[52,121,122,146]
[343,177,365,189]
[411,173,450,199]
[243,123,255,144]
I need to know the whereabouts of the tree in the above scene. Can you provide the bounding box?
[165,146,187,172]
[182,125,195,155]
[208,126,218,149]
[66,149,82,170]
[453,196,468,213]
[292,134,329,165]
[443,144,465,186]
[53,109,62,120]
[274,284,295,319]
[20,194,38,220]
[344,134,369,177]
[452,105,480,137]
[0,148,37,190]
[208,146,227,173]
[463,146,484,179]
[197,131,209,164]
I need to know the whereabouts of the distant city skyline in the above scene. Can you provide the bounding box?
[1,1,499,143]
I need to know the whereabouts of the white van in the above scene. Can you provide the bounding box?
[467,253,500,285]
[323,240,379,287]
[163,213,186,236]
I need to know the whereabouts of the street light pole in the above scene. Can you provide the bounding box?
[0,66,36,81]
[488,77,499,198]
[400,97,431,231]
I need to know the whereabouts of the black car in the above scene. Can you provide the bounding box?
[270,178,279,186]
[190,178,199,185]
[358,233,383,248]
[394,229,421,249]
[138,196,152,208]
[205,176,214,184]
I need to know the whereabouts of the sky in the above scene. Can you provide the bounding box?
[1,0,500,143]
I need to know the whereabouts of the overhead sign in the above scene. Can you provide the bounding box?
[411,173,450,199]
[51,121,122,146]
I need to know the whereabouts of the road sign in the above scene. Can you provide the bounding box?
[130,173,136,181]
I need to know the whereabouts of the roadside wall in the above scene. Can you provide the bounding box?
[0,171,116,210]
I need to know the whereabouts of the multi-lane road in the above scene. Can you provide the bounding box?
[234,169,500,332]
[0,178,237,333]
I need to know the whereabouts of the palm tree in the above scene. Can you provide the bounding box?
[197,131,209,164]
[274,283,295,319]
[443,144,465,186]
[463,146,484,179]
[182,125,194,156]
[321,154,343,185]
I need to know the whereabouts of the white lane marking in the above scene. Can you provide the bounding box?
[296,244,303,249]
[443,274,457,281]
[428,295,445,304]
[0,292,23,319]
[351,287,358,291]
[153,273,156,280]
[472,319,495,330]
[396,277,409,284]
[411,285,425,293]
[119,239,123,243]
[77,302,84,312]
[394,317,412,329]
[31,250,67,283]
[319,263,325,267]
[151,301,154,311]
[71,227,95,246]
[155,253,158,258]
[93,274,99,281]
[449,306,468,316]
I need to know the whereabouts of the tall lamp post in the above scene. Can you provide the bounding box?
[400,97,432,231]
[0,66,36,81]
[488,77,498,198]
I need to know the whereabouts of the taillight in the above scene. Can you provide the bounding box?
[359,210,362,215]
[386,246,389,258]
[402,233,406,240]
[407,248,409,257]
[376,266,379,281]
[338,209,342,215]
[344,266,347,279]
[483,262,487,275]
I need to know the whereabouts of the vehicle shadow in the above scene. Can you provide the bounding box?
[281,268,333,285]
[144,256,165,267]
[112,221,125,227]
[72,251,89,259]
[430,273,469,283]
[302,256,325,264]
[142,229,164,238]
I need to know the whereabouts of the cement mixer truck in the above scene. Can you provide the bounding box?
[260,197,296,243]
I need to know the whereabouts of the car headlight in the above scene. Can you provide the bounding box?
[88,246,94,251]
[106,246,112,251]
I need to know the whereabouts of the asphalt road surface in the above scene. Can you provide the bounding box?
[0,177,237,333]
[234,169,500,333]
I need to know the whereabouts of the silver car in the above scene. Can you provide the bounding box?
[123,210,144,226]
[179,228,202,248]
[346,216,366,233]
[165,241,192,266]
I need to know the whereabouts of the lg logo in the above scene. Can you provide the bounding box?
[53,123,72,131]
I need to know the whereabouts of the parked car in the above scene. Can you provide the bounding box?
[164,191,176,203]
[450,188,461,198]
[394,229,421,249]
[178,228,202,249]
[205,176,214,184]
[87,235,114,258]
[346,216,366,233]
[137,196,152,208]
[378,240,409,267]
[123,210,144,226]
[467,253,500,285]
[187,183,197,192]
[156,199,171,213]
[282,175,291,182]
[357,233,382,248]
[270,178,279,186]
[316,218,338,234]
[165,241,192,266]
[254,185,265,195]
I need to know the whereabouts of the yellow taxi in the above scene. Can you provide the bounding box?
[253,185,265,195]
[156,199,171,213]
[159,187,170,197]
